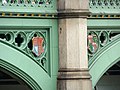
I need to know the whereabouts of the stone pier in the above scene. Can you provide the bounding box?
[57,0,92,90]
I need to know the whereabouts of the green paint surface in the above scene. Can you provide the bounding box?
[0,18,58,90]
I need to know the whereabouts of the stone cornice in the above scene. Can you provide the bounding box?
[58,9,90,18]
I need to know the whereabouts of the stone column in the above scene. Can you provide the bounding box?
[57,0,92,90]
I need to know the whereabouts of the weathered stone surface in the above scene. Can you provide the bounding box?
[58,18,92,90]
[58,68,91,80]
[58,74,92,90]
[59,18,88,69]
[58,0,90,18]
[58,0,89,10]
[57,0,92,90]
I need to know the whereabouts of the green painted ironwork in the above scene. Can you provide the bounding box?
[89,0,120,14]
[0,18,58,90]
[88,16,120,90]
[87,30,120,60]
[0,0,57,15]
[1,0,53,5]
[88,0,120,86]
[0,30,50,74]
[0,41,52,90]
[88,21,120,88]
[0,0,58,89]
[89,33,120,87]
[88,0,120,89]
[89,0,120,19]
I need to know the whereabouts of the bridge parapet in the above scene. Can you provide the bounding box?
[0,0,57,18]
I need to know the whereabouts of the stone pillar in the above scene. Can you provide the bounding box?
[57,0,92,90]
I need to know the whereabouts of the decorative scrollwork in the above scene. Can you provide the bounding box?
[99,31,109,46]
[104,0,108,5]
[1,0,53,5]
[5,32,14,43]
[115,0,120,5]
[0,30,49,72]
[98,0,102,5]
[15,32,27,49]
[92,0,96,5]
[89,0,120,18]
[110,0,114,5]
[88,30,120,59]
[0,32,14,43]
[90,0,120,6]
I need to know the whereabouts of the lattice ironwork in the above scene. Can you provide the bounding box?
[0,0,56,14]
[0,30,50,73]
[1,0,53,6]
[88,30,120,59]
[89,0,120,14]
[90,0,120,6]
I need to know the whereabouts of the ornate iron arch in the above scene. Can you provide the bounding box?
[0,39,54,90]
[0,59,41,90]
[89,35,120,87]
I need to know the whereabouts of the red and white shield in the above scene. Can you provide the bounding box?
[32,37,44,56]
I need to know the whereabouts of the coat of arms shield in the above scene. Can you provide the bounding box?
[32,37,44,56]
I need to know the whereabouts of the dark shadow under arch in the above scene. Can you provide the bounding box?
[0,67,32,90]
